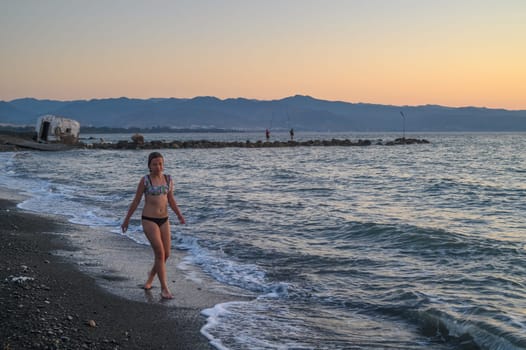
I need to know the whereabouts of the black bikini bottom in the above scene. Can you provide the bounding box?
[141,216,168,227]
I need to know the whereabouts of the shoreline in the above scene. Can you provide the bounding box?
[0,188,241,350]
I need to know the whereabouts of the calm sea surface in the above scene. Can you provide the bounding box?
[1,132,525,350]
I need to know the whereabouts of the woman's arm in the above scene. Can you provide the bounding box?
[121,178,145,232]
[167,178,185,224]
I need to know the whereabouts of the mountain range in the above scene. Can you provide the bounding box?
[1,95,526,131]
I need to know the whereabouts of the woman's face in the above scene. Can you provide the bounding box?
[149,157,164,174]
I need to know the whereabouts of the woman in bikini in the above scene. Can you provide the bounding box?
[121,152,185,299]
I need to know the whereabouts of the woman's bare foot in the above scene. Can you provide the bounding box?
[144,268,155,290]
[161,289,173,299]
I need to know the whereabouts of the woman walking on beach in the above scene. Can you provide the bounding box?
[121,152,185,299]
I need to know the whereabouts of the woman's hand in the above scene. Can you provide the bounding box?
[121,218,129,233]
[178,215,186,225]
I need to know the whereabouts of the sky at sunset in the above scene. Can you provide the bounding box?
[1,0,525,109]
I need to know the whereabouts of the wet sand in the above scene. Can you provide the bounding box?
[0,189,221,349]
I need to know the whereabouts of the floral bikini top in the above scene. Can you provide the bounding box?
[143,174,171,196]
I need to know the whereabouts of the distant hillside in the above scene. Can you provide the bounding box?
[1,95,526,131]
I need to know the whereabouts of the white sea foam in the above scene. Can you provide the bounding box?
[177,233,270,293]
[201,302,239,350]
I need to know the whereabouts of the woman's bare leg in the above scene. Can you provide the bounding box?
[159,222,172,298]
[142,220,172,298]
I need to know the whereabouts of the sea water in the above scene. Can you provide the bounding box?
[1,132,525,350]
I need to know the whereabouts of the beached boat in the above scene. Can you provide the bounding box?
[36,115,80,144]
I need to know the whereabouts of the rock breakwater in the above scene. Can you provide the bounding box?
[87,137,429,150]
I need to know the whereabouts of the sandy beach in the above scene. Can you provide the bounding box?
[0,189,218,350]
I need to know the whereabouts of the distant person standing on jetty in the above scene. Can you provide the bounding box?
[289,128,294,141]
[266,128,270,141]
[121,152,185,299]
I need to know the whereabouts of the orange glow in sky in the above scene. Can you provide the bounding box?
[1,0,525,109]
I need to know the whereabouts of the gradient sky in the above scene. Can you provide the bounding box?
[1,0,525,109]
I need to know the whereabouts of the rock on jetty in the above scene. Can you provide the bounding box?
[87,137,429,150]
